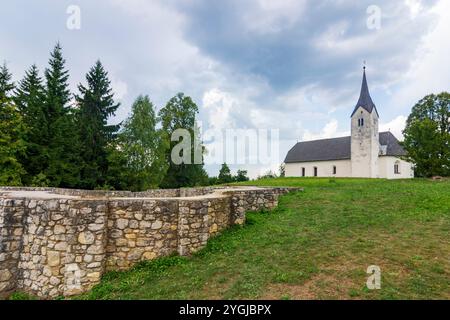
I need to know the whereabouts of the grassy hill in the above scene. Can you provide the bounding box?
[69,178,449,299]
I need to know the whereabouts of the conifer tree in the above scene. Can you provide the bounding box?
[14,64,47,184]
[218,163,233,183]
[44,43,80,187]
[0,63,26,185]
[76,60,120,189]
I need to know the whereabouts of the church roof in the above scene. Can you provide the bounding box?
[284,131,406,163]
[351,68,379,117]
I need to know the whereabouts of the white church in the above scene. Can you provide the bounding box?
[284,68,414,179]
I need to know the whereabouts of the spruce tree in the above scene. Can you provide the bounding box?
[44,43,80,187]
[0,63,15,99]
[75,60,120,189]
[14,64,47,184]
[0,63,26,185]
[218,163,233,183]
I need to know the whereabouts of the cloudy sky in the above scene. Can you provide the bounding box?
[1,0,449,177]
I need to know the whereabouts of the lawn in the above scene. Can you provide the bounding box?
[76,178,450,300]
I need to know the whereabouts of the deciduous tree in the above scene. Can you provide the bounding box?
[118,95,169,191]
[402,93,450,177]
[158,93,208,188]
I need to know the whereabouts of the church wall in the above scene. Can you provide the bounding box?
[351,107,379,178]
[378,156,414,179]
[285,159,352,178]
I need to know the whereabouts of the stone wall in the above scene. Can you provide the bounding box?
[0,198,25,294]
[17,199,108,297]
[0,186,299,298]
[105,199,179,270]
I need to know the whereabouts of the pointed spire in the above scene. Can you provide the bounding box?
[351,65,378,117]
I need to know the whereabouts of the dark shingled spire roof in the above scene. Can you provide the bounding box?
[351,67,379,117]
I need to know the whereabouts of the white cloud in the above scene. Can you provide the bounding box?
[202,88,237,130]
[390,0,450,111]
[404,0,423,19]
[302,119,349,141]
[301,115,407,142]
[242,0,306,34]
[111,77,128,101]
[380,115,407,140]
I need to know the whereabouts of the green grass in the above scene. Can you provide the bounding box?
[7,291,37,300]
[52,178,450,299]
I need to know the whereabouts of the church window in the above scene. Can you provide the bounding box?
[301,167,305,177]
[357,118,364,127]
[394,161,400,174]
[333,166,337,175]
[314,167,318,177]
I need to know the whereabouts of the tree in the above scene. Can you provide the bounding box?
[44,43,80,187]
[0,63,15,100]
[207,176,219,186]
[0,63,26,185]
[158,93,208,188]
[402,93,450,177]
[235,169,249,182]
[257,170,278,180]
[279,163,285,177]
[218,163,233,183]
[76,60,120,189]
[117,95,169,191]
[14,64,47,184]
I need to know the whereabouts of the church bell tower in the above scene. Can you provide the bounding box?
[350,67,380,178]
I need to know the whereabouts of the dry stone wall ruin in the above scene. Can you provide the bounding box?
[0,186,298,298]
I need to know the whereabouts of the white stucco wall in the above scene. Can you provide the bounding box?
[378,156,414,179]
[285,156,414,179]
[351,107,379,178]
[285,159,352,177]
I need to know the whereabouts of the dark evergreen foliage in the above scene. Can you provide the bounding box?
[75,60,120,189]
[44,43,80,187]
[0,63,26,185]
[218,163,233,184]
[14,64,47,184]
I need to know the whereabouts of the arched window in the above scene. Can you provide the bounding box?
[314,167,318,177]
[394,161,400,174]
[333,166,337,175]
[301,167,305,177]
